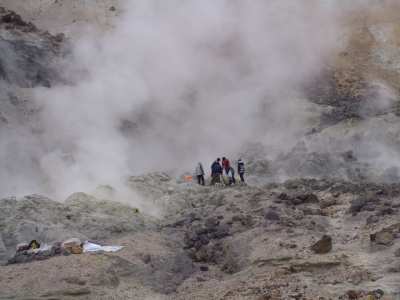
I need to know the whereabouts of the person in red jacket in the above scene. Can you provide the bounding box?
[222,157,236,185]
[222,157,230,175]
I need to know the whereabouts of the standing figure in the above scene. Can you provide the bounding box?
[222,157,231,175]
[211,158,223,185]
[237,158,245,183]
[195,162,205,186]
[228,166,236,185]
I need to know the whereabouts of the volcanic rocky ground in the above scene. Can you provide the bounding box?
[1,2,400,300]
[1,174,400,299]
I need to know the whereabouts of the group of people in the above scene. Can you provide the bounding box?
[194,157,245,186]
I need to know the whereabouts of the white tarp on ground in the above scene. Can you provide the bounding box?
[83,241,123,253]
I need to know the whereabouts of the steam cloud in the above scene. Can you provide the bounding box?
[1,0,385,200]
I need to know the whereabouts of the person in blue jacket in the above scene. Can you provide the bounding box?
[211,158,223,185]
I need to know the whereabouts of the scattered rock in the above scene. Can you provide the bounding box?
[289,260,341,273]
[302,207,323,216]
[349,197,368,215]
[278,193,290,200]
[264,209,280,221]
[211,223,230,239]
[291,193,319,205]
[1,11,28,27]
[394,248,400,257]
[376,208,395,216]
[320,197,337,209]
[141,254,152,264]
[231,214,254,227]
[41,288,91,297]
[366,215,379,225]
[63,288,91,296]
[348,270,370,285]
[370,229,395,246]
[200,265,209,272]
[386,262,400,273]
[346,290,361,300]
[205,217,220,232]
[311,235,332,254]
[63,277,87,286]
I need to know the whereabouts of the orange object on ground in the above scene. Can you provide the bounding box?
[184,175,193,182]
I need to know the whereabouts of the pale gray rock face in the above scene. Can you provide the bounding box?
[0,8,64,88]
[0,237,6,261]
[0,0,120,37]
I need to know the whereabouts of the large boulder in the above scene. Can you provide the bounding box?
[370,229,395,246]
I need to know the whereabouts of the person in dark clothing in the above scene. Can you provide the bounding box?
[211,158,223,185]
[237,158,245,183]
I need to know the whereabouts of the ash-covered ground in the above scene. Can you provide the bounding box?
[1,175,400,299]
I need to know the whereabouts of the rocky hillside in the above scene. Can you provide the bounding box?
[0,7,64,88]
[0,2,400,300]
[0,0,120,36]
[256,3,400,184]
[0,176,399,299]
[0,7,66,196]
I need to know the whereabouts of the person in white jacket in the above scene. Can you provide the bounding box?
[195,162,205,186]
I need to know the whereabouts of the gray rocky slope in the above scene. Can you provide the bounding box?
[0,3,400,300]
[0,175,400,299]
[0,7,66,195]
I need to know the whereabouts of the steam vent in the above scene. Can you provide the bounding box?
[0,1,400,299]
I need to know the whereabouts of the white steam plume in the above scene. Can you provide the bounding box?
[4,0,347,199]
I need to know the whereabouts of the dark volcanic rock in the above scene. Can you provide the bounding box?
[205,217,220,232]
[366,215,379,225]
[320,198,337,209]
[288,193,319,206]
[0,8,64,88]
[264,209,280,221]
[1,11,33,29]
[348,195,380,215]
[349,197,368,214]
[395,248,400,257]
[346,290,361,300]
[231,214,254,227]
[200,265,209,272]
[210,224,230,239]
[376,207,395,216]
[311,235,332,254]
